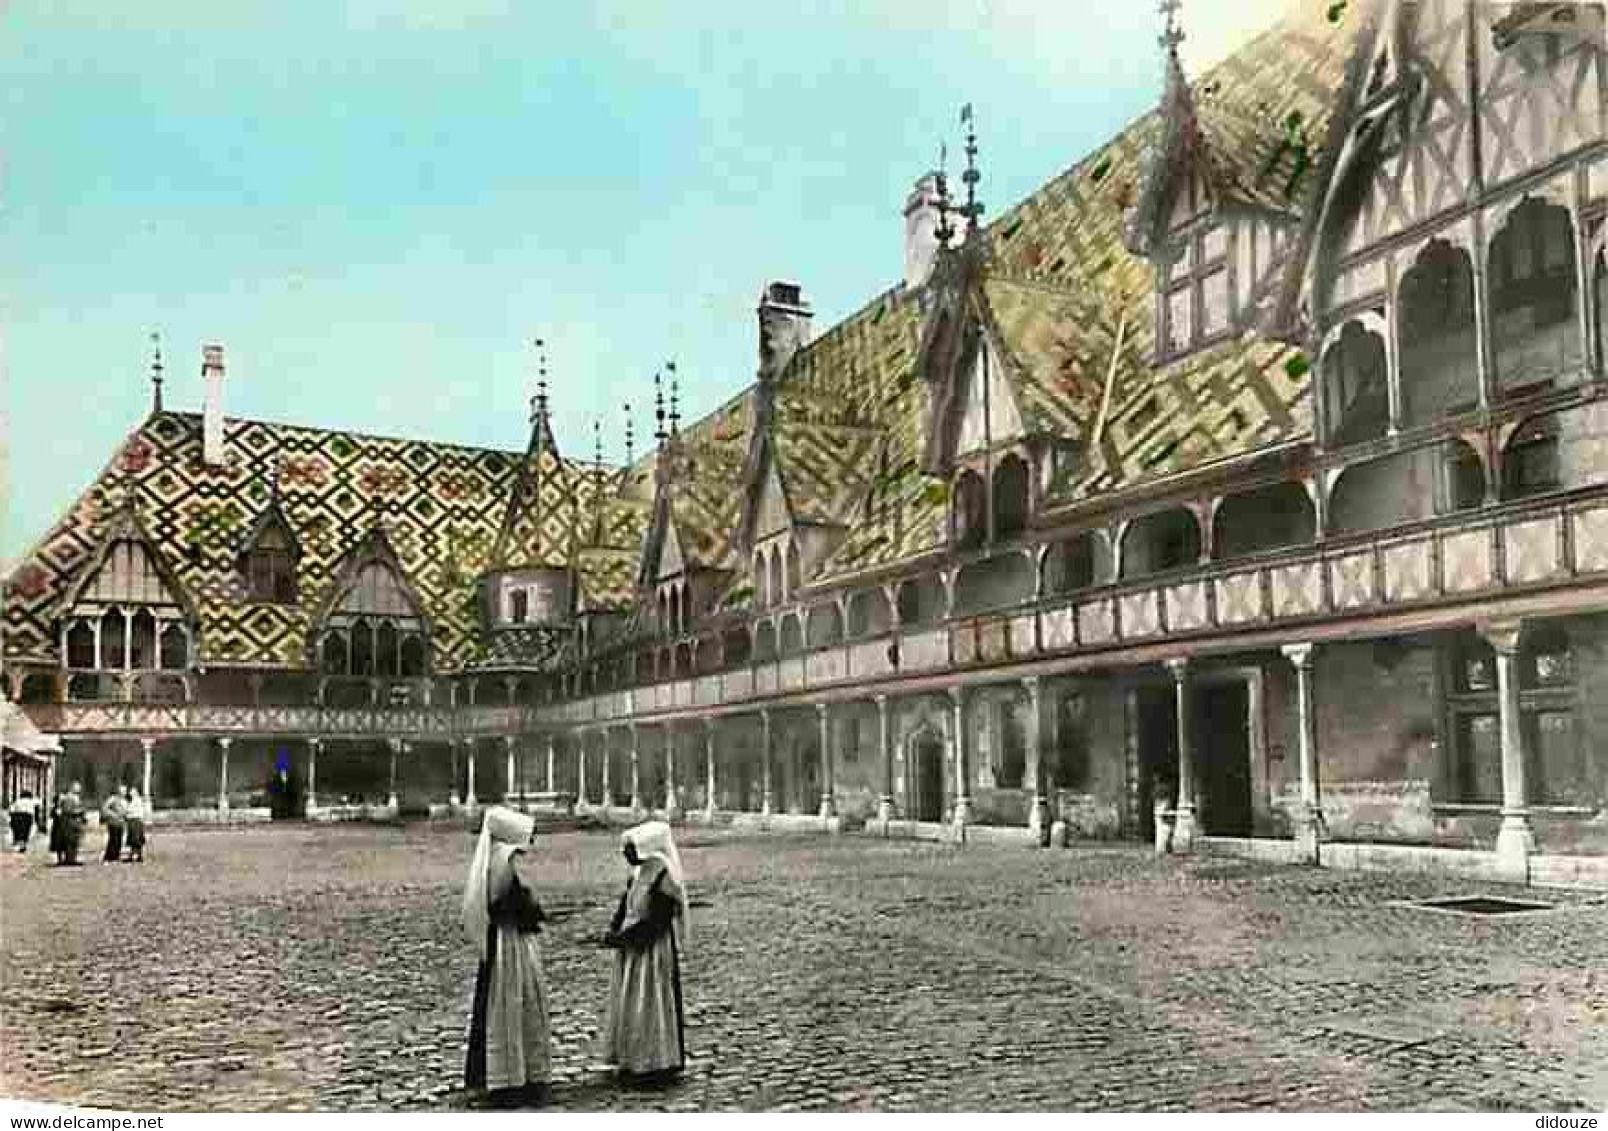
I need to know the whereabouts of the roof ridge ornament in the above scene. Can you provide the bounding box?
[148,330,165,414]
[959,103,984,237]
[531,338,550,427]
[934,140,956,248]
[1159,0,1185,58]
[667,360,681,438]
[623,402,635,467]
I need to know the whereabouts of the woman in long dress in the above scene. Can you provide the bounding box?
[123,787,147,863]
[461,805,551,1102]
[599,820,688,1080]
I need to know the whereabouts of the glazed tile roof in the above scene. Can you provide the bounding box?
[4,412,521,670]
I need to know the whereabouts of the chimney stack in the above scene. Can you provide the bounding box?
[757,282,811,383]
[903,172,948,290]
[202,344,227,467]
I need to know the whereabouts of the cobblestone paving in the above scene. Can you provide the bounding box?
[2,824,1604,1112]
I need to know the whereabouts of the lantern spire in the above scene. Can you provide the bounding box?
[148,331,165,414]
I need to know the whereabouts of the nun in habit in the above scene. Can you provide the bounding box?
[599,820,688,1080]
[462,805,552,1100]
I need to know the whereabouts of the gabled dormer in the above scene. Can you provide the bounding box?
[312,525,432,677]
[56,498,198,676]
[236,486,301,605]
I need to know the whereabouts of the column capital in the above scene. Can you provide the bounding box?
[309,736,323,751]
[815,701,829,720]
[704,716,716,735]
[217,736,233,750]
[874,693,889,710]
[948,684,965,706]
[503,733,516,749]
[1021,674,1041,699]
[140,736,155,752]
[1281,642,1315,670]
[1479,618,1525,656]
[1164,656,1189,682]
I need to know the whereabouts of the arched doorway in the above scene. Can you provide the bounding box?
[907,727,945,822]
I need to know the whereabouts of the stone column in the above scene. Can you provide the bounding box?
[664,725,682,820]
[217,737,232,813]
[629,725,643,814]
[876,694,895,823]
[1024,677,1049,842]
[576,731,590,810]
[140,738,154,810]
[1281,643,1323,864]
[504,735,517,803]
[545,734,557,794]
[704,720,718,821]
[950,686,972,826]
[1483,620,1535,882]
[465,739,479,809]
[602,729,615,809]
[447,740,461,810]
[760,709,775,817]
[1165,658,1196,850]
[306,738,322,815]
[816,703,836,819]
[387,739,401,811]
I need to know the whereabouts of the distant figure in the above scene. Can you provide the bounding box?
[598,820,688,1081]
[9,790,36,852]
[101,788,127,864]
[123,786,147,863]
[461,805,551,1104]
[55,783,86,865]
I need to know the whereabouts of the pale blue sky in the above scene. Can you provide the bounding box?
[2,0,1284,562]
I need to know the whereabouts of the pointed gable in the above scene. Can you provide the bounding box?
[57,503,194,619]
[754,447,794,540]
[658,517,686,580]
[314,525,429,632]
[953,335,1025,456]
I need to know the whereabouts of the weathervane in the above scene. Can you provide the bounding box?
[623,403,635,466]
[653,372,667,445]
[934,139,956,246]
[667,360,680,437]
[531,337,550,426]
[960,103,983,230]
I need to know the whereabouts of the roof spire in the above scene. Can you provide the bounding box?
[530,337,550,426]
[1158,0,1185,58]
[623,403,635,467]
[667,360,680,437]
[934,139,956,247]
[959,102,984,235]
[148,330,165,414]
[653,372,667,446]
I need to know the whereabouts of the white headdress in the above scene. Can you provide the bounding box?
[461,806,536,956]
[621,819,688,938]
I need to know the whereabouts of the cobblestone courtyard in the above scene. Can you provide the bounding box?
[1,823,1604,1112]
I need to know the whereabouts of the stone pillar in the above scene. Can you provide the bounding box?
[504,735,517,803]
[1281,643,1323,864]
[545,734,556,793]
[760,709,774,817]
[140,738,154,810]
[1165,658,1196,851]
[1024,677,1049,842]
[465,740,478,809]
[217,737,232,813]
[664,725,682,820]
[704,720,718,821]
[387,739,401,811]
[576,731,590,810]
[602,729,615,809]
[629,725,643,814]
[949,686,972,826]
[816,703,836,819]
[306,738,321,815]
[875,694,895,823]
[447,740,461,810]
[1483,620,1535,882]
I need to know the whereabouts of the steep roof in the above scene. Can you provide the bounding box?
[4,412,521,669]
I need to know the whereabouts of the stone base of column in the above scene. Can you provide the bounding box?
[1153,806,1175,854]
[385,794,399,814]
[630,794,644,817]
[1048,819,1070,849]
[665,792,683,822]
[1495,811,1535,883]
[448,792,462,811]
[602,792,616,811]
[1293,807,1323,866]
[818,795,837,820]
[952,796,973,827]
[876,796,895,823]
[217,798,231,814]
[1171,804,1197,852]
[762,795,774,818]
[1028,794,1049,846]
[464,794,478,812]
[703,802,717,824]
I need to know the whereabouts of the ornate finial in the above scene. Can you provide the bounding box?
[934,142,956,247]
[960,103,983,230]
[148,331,165,413]
[623,403,635,467]
[667,360,680,436]
[531,337,550,426]
[653,372,667,445]
[1158,0,1185,56]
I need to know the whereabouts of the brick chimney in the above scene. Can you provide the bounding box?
[202,344,227,467]
[757,282,811,383]
[903,172,945,289]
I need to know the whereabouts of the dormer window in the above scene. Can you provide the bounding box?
[1159,220,1232,360]
[510,589,529,623]
[240,507,300,604]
